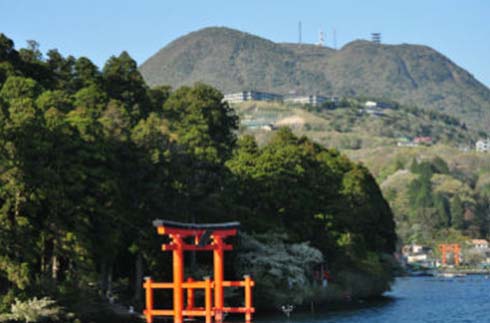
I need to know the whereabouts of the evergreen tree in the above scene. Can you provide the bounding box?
[434,193,450,228]
[102,51,149,120]
[451,195,465,230]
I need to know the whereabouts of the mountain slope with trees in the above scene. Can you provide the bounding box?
[140,27,490,130]
[231,100,490,249]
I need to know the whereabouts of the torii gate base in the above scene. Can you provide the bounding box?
[439,243,461,266]
[143,220,255,323]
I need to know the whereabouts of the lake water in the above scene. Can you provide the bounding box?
[257,276,490,323]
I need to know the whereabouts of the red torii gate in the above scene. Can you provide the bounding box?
[143,219,255,323]
[439,243,461,266]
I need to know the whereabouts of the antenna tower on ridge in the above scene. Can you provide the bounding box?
[317,29,325,46]
[298,21,302,44]
[333,27,337,49]
[371,32,381,44]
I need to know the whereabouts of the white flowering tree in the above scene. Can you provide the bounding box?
[235,232,323,306]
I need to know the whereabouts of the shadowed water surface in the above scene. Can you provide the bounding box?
[255,276,490,323]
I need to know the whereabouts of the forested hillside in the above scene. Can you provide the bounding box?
[348,146,490,247]
[140,27,490,130]
[0,33,397,321]
[232,100,490,250]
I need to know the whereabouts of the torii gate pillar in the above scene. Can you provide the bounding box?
[213,235,224,322]
[172,234,184,323]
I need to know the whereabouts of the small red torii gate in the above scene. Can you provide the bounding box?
[439,243,461,266]
[143,219,255,323]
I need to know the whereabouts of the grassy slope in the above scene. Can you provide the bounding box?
[234,100,477,149]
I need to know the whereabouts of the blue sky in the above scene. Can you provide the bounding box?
[1,0,490,86]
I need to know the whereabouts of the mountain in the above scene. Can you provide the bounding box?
[140,27,490,130]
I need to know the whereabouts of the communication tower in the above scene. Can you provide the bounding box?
[317,29,324,46]
[371,33,381,44]
[298,21,302,44]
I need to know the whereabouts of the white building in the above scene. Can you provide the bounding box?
[285,95,330,107]
[476,139,490,152]
[223,91,283,104]
[403,244,425,255]
[397,141,418,148]
[407,254,429,263]
[402,244,434,265]
[470,239,489,249]
[364,101,378,108]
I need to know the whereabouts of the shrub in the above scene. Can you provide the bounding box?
[0,297,61,323]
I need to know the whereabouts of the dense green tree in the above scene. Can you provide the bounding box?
[74,57,101,90]
[36,90,72,113]
[0,33,18,62]
[451,195,464,230]
[18,40,42,64]
[432,156,450,174]
[46,49,76,91]
[226,128,396,295]
[161,84,239,230]
[0,62,16,85]
[0,76,42,101]
[0,80,45,292]
[103,51,148,120]
[148,85,171,112]
[475,196,490,237]
[16,41,51,88]
[0,34,20,86]
[163,83,238,163]
[73,84,108,115]
[408,176,433,211]
[434,193,450,228]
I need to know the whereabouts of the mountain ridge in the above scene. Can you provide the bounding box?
[140,27,490,130]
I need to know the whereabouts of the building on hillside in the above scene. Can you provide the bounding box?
[402,244,425,255]
[397,141,418,147]
[476,139,490,152]
[364,100,397,109]
[465,240,490,267]
[364,101,378,108]
[223,91,283,103]
[397,137,418,147]
[402,244,435,267]
[414,137,433,145]
[406,253,429,264]
[285,95,330,107]
[360,101,391,117]
[469,239,489,250]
